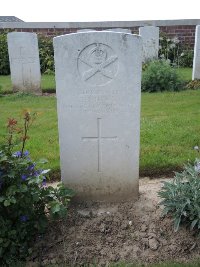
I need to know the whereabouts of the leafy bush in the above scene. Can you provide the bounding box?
[185,79,200,90]
[0,111,74,265]
[158,155,200,233]
[179,48,193,68]
[159,34,181,66]
[0,30,10,75]
[38,36,54,74]
[142,60,184,92]
[159,33,193,68]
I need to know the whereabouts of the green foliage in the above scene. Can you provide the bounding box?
[179,48,193,68]
[159,33,193,68]
[0,30,10,75]
[38,36,54,74]
[0,111,74,265]
[185,79,200,90]
[159,34,181,66]
[158,156,200,233]
[142,60,184,92]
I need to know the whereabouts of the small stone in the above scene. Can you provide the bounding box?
[148,232,157,239]
[50,259,57,264]
[77,209,91,217]
[189,242,197,251]
[141,224,148,232]
[149,238,159,251]
[42,259,50,265]
[121,221,129,230]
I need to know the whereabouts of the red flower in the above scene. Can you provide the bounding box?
[7,118,17,127]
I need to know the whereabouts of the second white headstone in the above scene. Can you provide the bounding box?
[139,26,159,62]
[7,32,41,93]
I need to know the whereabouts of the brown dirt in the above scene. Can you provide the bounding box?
[27,177,200,266]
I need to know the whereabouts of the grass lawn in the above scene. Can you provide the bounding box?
[176,67,192,81]
[0,89,199,178]
[0,94,60,175]
[0,74,56,93]
[0,68,193,93]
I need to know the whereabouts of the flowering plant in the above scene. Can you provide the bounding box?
[0,111,74,265]
[159,33,193,68]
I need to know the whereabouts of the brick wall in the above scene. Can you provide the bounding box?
[0,20,198,48]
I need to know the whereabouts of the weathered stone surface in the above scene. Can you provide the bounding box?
[139,26,159,62]
[53,31,142,201]
[148,237,160,251]
[192,25,200,80]
[7,32,41,93]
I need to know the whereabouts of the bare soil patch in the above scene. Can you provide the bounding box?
[28,177,200,266]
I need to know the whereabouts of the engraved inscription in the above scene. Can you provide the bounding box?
[82,118,117,172]
[78,43,118,86]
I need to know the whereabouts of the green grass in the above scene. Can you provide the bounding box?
[176,67,192,81]
[0,89,200,178]
[141,90,200,175]
[0,68,193,94]
[0,74,56,93]
[0,94,60,175]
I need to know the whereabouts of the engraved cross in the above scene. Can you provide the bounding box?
[11,47,35,87]
[11,46,35,64]
[82,118,117,172]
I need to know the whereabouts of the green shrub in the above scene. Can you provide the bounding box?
[159,34,181,66]
[38,36,54,74]
[158,155,200,232]
[142,60,184,92]
[0,111,74,265]
[159,33,193,68]
[0,30,10,75]
[179,48,193,68]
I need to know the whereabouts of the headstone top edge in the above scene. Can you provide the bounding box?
[139,25,159,29]
[7,32,37,38]
[53,31,141,42]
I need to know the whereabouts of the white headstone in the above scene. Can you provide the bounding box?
[139,26,159,62]
[192,25,200,80]
[7,32,41,93]
[53,31,142,202]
